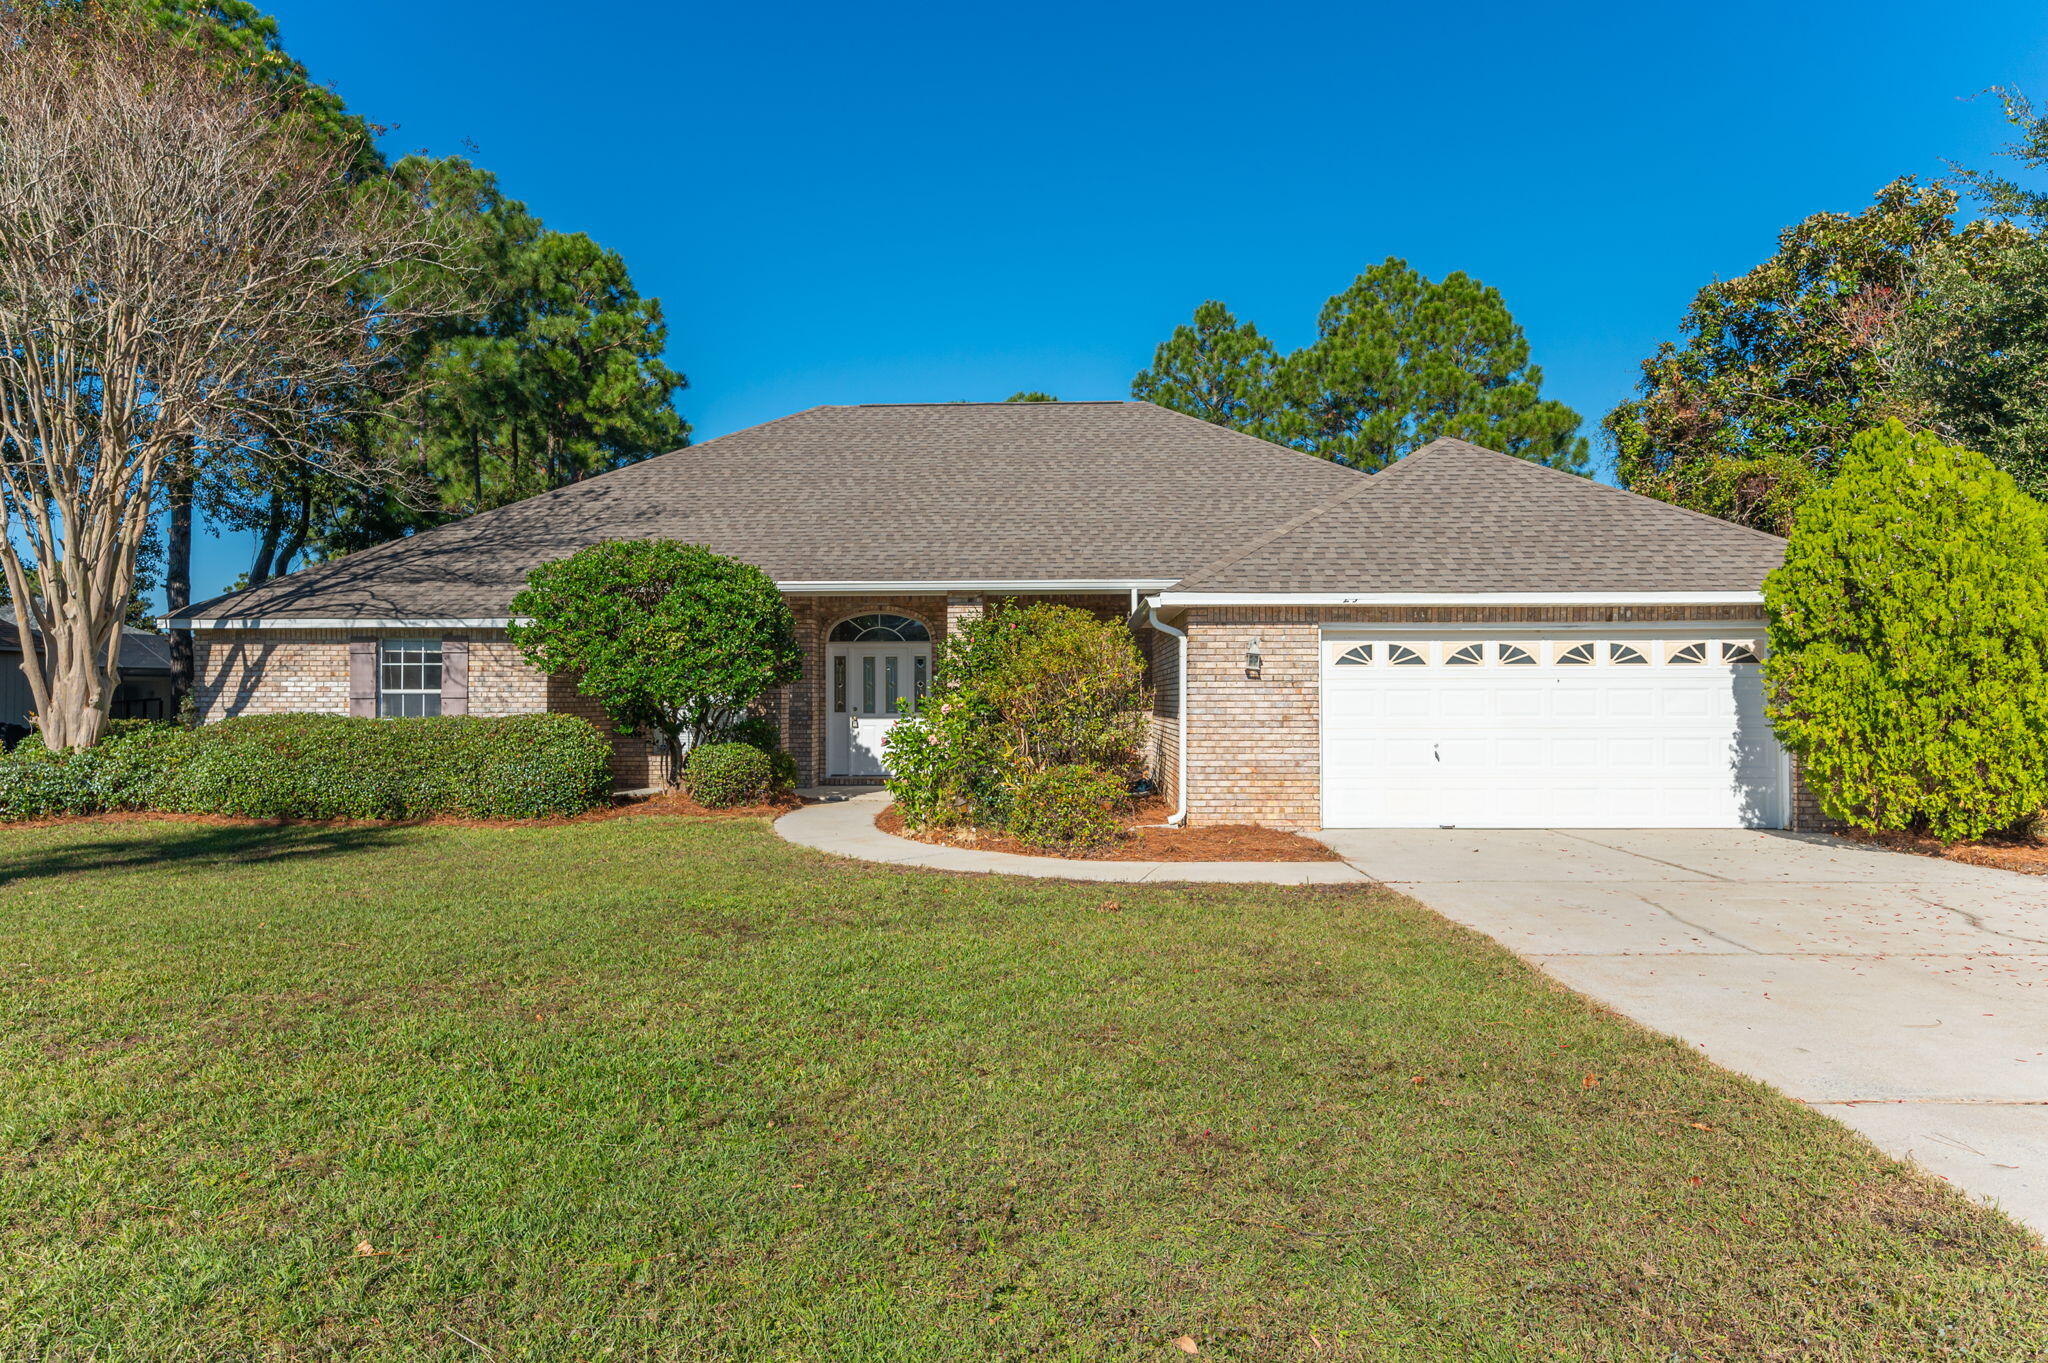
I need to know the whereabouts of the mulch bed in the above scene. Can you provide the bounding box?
[877,797,1338,862]
[1844,827,2048,877]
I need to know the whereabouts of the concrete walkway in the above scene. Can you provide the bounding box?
[1315,827,2048,1237]
[775,788,1370,884]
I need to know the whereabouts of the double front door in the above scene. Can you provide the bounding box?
[827,644,930,778]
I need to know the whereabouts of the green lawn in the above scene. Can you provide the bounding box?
[1,815,2041,1361]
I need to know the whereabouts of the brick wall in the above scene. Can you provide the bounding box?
[1788,759,1835,833]
[1149,623,1181,808]
[1177,604,1779,829]
[192,627,661,789]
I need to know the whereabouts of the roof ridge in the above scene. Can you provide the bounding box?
[1409,437,1790,546]
[838,400,1131,408]
[1169,461,1385,590]
[1128,401,1388,481]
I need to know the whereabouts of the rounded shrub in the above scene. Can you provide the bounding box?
[725,715,799,791]
[1764,419,2048,841]
[1003,763,1125,854]
[683,741,774,808]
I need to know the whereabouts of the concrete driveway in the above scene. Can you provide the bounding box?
[1313,827,2048,1237]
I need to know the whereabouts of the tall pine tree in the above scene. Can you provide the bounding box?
[1130,301,1283,438]
[1132,267,1586,472]
[1282,261,1586,472]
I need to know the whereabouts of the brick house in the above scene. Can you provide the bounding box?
[166,401,1808,830]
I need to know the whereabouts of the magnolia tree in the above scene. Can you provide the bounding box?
[1764,420,2048,841]
[509,541,800,784]
[0,5,445,749]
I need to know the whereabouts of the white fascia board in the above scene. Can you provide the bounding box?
[776,578,1179,595]
[1149,590,1763,611]
[171,617,517,631]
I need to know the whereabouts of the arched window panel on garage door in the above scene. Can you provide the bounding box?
[1722,641,1763,665]
[1555,642,1596,665]
[1334,643,1374,666]
[1497,643,1537,666]
[1668,641,1709,665]
[1386,642,1426,666]
[1609,642,1649,665]
[1445,642,1484,666]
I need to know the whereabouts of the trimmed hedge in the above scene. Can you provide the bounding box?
[683,741,775,808]
[0,713,613,822]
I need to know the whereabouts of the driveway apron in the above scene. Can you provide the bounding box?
[1312,827,2048,1237]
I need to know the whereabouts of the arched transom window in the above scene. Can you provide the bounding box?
[830,612,930,643]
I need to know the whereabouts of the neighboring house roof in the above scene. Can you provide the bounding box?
[1166,438,1788,594]
[169,401,1369,623]
[0,606,172,672]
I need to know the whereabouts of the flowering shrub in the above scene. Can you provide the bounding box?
[886,603,1147,843]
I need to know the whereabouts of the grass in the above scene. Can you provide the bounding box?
[0,814,2042,1361]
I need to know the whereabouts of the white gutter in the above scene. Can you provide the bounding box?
[1147,607,1189,828]
[1150,590,1763,610]
[777,578,1178,595]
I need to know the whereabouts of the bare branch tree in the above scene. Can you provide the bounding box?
[0,3,446,747]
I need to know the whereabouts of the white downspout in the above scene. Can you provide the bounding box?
[1147,606,1189,827]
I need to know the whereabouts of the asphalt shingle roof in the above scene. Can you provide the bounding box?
[1170,438,1787,593]
[170,414,1786,624]
[172,402,1368,622]
[1,606,172,671]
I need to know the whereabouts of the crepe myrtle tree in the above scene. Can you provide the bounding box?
[509,541,800,784]
[0,5,448,749]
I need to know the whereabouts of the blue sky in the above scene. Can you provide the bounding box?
[180,0,2048,601]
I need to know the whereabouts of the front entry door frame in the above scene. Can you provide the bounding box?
[826,642,931,777]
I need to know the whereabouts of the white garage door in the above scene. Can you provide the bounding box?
[1320,633,1788,829]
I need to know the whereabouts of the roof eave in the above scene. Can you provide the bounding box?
[166,578,1187,630]
[1144,589,1767,620]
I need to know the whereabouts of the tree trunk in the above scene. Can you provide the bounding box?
[247,491,286,587]
[165,456,193,714]
[469,424,483,510]
[275,480,314,577]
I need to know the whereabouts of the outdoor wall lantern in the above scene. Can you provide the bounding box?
[1245,636,1262,679]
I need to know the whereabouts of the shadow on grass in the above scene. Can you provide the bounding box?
[0,820,414,885]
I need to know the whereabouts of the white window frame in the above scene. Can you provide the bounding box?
[378,638,443,717]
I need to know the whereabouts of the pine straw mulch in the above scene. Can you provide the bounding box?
[876,797,1339,863]
[2,787,801,833]
[1843,826,2048,877]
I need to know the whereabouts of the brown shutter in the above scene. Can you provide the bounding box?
[440,636,469,716]
[348,638,378,717]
